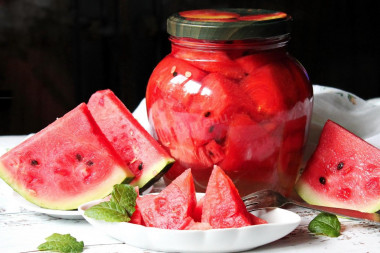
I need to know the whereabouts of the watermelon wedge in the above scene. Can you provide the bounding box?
[0,103,134,210]
[136,169,197,229]
[87,89,175,191]
[201,165,266,228]
[295,120,380,213]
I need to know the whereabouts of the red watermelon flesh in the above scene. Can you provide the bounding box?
[0,103,134,210]
[136,169,197,229]
[193,195,204,222]
[235,49,283,74]
[281,56,312,102]
[172,46,246,80]
[240,64,287,119]
[184,221,213,230]
[148,102,212,170]
[295,120,380,213]
[146,55,207,111]
[130,187,144,225]
[87,89,174,191]
[219,114,280,173]
[188,72,251,118]
[201,165,266,228]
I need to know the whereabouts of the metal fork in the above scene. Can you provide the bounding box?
[242,189,380,224]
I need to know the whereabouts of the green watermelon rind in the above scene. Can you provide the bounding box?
[129,158,174,191]
[295,179,380,213]
[0,161,130,210]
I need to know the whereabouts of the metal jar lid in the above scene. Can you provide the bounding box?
[167,8,292,41]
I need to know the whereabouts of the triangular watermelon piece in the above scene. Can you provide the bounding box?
[201,165,266,228]
[136,169,197,229]
[295,120,380,213]
[87,89,174,191]
[0,103,134,210]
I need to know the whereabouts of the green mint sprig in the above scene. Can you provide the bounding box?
[84,184,137,222]
[38,233,84,253]
[308,212,341,237]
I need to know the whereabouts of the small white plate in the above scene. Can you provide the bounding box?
[11,185,154,220]
[12,191,83,219]
[79,193,301,252]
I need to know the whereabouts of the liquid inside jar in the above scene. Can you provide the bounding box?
[146,37,313,197]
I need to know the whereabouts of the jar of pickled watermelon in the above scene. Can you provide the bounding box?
[146,9,313,197]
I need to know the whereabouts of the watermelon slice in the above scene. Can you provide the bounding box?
[0,103,134,210]
[188,72,248,117]
[235,50,282,74]
[146,55,207,111]
[295,120,380,213]
[219,114,279,173]
[87,89,175,191]
[201,165,266,228]
[240,63,290,119]
[172,46,246,80]
[136,169,197,229]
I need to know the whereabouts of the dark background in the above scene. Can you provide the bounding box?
[0,0,379,135]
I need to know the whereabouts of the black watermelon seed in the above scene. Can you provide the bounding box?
[209,125,215,133]
[319,177,326,185]
[337,162,344,170]
[138,163,143,170]
[204,111,211,117]
[86,160,94,166]
[172,71,178,77]
[76,153,83,162]
[30,160,39,166]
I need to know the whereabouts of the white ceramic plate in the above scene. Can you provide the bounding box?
[79,193,301,252]
[12,191,83,219]
[11,185,154,220]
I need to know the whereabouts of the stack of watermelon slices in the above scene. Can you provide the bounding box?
[0,90,174,210]
[132,165,267,230]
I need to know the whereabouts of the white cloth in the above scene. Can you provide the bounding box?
[304,85,380,161]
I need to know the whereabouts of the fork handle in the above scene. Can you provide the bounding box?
[291,201,380,224]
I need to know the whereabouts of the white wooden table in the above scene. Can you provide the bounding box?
[1,135,379,253]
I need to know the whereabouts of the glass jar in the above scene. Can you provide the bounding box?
[146,9,313,197]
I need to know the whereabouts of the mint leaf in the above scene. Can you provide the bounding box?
[84,200,131,222]
[84,184,137,222]
[308,212,341,237]
[38,233,84,253]
[111,184,137,216]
